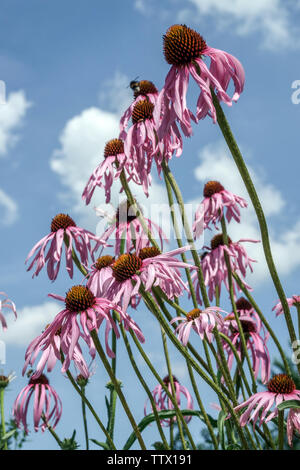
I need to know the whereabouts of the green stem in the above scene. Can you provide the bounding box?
[212,90,297,351]
[161,159,210,308]
[106,311,118,444]
[277,410,284,450]
[220,216,257,393]
[90,329,147,450]
[139,286,249,448]
[119,322,170,450]
[160,327,191,450]
[0,388,7,450]
[42,414,63,449]
[60,351,116,450]
[80,386,89,450]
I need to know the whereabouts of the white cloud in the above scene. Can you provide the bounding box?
[192,141,300,284]
[178,0,300,51]
[0,188,18,226]
[0,301,60,347]
[0,90,31,156]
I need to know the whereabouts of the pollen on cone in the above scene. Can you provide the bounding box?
[163,24,206,66]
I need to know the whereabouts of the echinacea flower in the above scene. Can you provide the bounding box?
[86,255,115,297]
[0,371,16,389]
[0,292,17,331]
[144,375,193,426]
[192,234,259,303]
[82,138,126,205]
[26,214,107,281]
[272,295,300,317]
[23,286,144,376]
[232,374,300,429]
[98,199,168,255]
[120,80,159,137]
[106,246,196,311]
[13,374,62,434]
[170,306,227,345]
[222,314,270,384]
[193,181,248,233]
[157,24,245,137]
[287,408,300,447]
[22,321,93,381]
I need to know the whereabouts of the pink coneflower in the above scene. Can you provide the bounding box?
[13,374,62,434]
[192,234,259,303]
[106,246,196,311]
[272,295,300,317]
[232,374,300,429]
[26,214,107,281]
[82,138,126,205]
[120,80,159,137]
[98,199,168,255]
[23,286,144,376]
[86,255,115,297]
[22,322,93,381]
[145,375,193,426]
[287,409,300,447]
[157,24,245,137]
[170,306,226,345]
[193,181,248,233]
[222,314,270,384]
[0,292,17,331]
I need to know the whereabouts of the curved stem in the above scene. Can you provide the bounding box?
[80,386,89,450]
[212,90,297,350]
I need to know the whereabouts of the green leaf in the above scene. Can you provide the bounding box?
[1,429,17,442]
[217,410,227,450]
[90,439,110,450]
[277,399,300,411]
[123,409,217,450]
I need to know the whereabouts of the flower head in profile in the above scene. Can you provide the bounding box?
[82,138,126,205]
[222,313,270,384]
[23,286,144,377]
[272,295,300,317]
[86,255,115,297]
[158,24,245,137]
[13,374,62,434]
[97,199,168,255]
[0,292,17,331]
[0,371,17,389]
[171,306,227,345]
[232,374,300,429]
[193,181,248,234]
[145,375,193,426]
[192,234,259,303]
[26,214,107,281]
[287,408,300,447]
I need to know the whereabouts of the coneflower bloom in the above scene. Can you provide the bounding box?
[82,138,126,205]
[122,98,158,196]
[22,322,92,381]
[120,80,159,137]
[222,314,270,383]
[98,199,167,255]
[106,247,196,311]
[86,255,115,297]
[193,181,248,233]
[0,292,17,331]
[23,286,144,376]
[272,295,300,317]
[157,24,245,137]
[13,374,62,434]
[170,306,227,344]
[192,234,259,303]
[145,375,193,426]
[287,409,300,447]
[232,374,300,429]
[26,214,107,281]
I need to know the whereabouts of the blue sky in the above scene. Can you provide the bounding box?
[1,0,300,450]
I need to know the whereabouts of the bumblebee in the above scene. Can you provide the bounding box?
[129,77,140,94]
